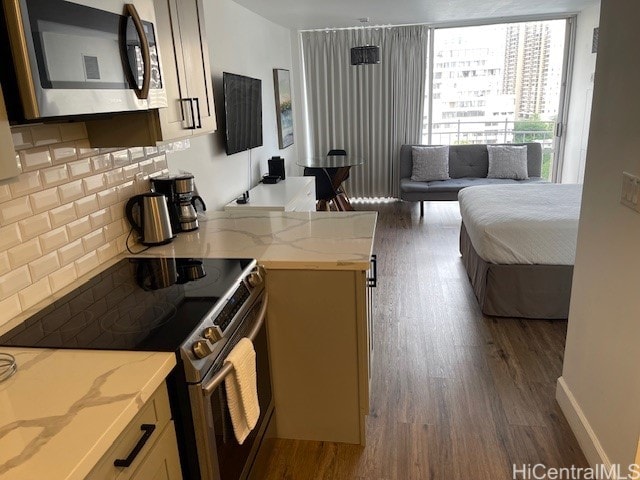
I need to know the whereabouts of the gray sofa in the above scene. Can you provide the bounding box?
[399,143,547,216]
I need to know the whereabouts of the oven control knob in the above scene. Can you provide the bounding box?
[246,266,265,288]
[192,340,214,359]
[203,326,223,343]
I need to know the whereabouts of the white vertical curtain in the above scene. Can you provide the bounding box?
[301,25,429,198]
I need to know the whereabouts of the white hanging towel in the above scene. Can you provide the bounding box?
[224,337,260,444]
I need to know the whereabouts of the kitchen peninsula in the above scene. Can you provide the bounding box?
[138,210,378,445]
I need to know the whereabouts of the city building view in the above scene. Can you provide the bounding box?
[424,20,567,179]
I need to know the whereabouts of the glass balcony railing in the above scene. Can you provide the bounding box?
[422,119,556,180]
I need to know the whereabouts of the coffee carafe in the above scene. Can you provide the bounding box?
[151,174,207,233]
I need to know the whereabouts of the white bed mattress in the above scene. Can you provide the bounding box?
[458,183,582,265]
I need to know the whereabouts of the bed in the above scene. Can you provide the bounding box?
[458,183,582,319]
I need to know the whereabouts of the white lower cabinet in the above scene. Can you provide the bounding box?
[223,177,316,212]
[86,383,182,480]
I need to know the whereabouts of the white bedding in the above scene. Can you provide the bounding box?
[458,183,582,265]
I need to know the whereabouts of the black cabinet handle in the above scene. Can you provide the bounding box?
[114,424,156,468]
[367,254,377,288]
[193,97,202,129]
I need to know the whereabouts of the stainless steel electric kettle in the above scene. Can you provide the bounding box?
[125,193,175,246]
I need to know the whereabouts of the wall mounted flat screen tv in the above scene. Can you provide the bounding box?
[223,72,263,155]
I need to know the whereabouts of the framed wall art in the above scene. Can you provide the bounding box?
[273,68,294,149]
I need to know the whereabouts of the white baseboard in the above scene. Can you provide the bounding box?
[556,376,611,468]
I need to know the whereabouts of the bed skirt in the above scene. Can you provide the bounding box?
[460,223,574,319]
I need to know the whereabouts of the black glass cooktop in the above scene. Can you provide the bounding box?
[0,257,253,351]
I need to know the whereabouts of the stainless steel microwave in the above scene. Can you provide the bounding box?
[2,0,167,119]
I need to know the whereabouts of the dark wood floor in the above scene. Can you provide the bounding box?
[259,201,587,479]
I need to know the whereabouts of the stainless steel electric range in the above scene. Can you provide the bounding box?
[0,256,273,480]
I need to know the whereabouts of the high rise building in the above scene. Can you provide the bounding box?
[502,22,559,120]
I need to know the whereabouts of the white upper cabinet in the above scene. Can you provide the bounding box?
[0,84,20,181]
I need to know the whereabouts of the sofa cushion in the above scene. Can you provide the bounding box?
[411,146,450,181]
[400,176,548,194]
[487,145,529,180]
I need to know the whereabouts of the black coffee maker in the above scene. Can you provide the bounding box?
[151,174,206,233]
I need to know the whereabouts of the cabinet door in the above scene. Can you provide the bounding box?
[131,422,183,480]
[154,0,193,139]
[173,0,217,133]
[0,84,20,180]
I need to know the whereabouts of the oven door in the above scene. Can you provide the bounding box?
[4,0,167,119]
[189,292,273,480]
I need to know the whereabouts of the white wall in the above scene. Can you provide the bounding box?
[558,0,640,469]
[561,2,600,184]
[165,0,298,210]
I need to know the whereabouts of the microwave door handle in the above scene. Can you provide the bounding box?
[201,293,268,396]
[124,4,151,99]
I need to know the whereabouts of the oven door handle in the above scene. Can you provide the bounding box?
[201,293,268,397]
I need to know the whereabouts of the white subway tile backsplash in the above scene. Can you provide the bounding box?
[96,241,118,263]
[19,212,52,239]
[2,124,177,324]
[30,188,60,214]
[9,171,42,197]
[66,217,92,241]
[41,164,70,188]
[89,208,112,229]
[8,238,42,268]
[57,239,84,266]
[49,203,77,228]
[50,142,77,164]
[117,181,136,202]
[0,196,33,224]
[39,227,69,253]
[97,188,118,208]
[0,224,22,250]
[28,252,60,281]
[0,252,10,276]
[75,194,99,217]
[75,139,99,159]
[91,154,112,172]
[139,159,154,174]
[0,185,11,203]
[0,294,21,327]
[31,124,61,146]
[104,219,124,241]
[48,263,77,292]
[68,158,91,179]
[129,147,145,160]
[18,277,52,310]
[83,173,106,194]
[59,123,87,142]
[19,146,52,172]
[111,150,130,167]
[75,252,99,277]
[0,266,31,300]
[82,229,105,252]
[122,164,139,180]
[104,168,124,186]
[58,179,84,203]
[11,127,33,150]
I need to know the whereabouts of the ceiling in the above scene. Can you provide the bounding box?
[231,0,597,30]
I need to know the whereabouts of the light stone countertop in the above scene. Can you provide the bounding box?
[0,348,176,480]
[135,211,378,270]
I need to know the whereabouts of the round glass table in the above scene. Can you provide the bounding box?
[297,155,364,169]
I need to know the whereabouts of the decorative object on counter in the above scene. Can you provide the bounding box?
[125,192,175,251]
[152,174,207,233]
[273,69,294,149]
[268,156,286,180]
[0,352,17,382]
[262,174,281,184]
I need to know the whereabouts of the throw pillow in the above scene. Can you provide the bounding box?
[487,145,529,180]
[411,146,450,182]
